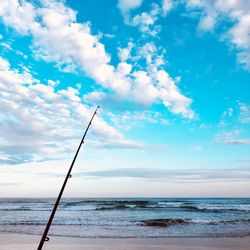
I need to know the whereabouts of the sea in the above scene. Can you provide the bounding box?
[0,198,250,238]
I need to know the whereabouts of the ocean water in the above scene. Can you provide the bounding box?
[0,198,250,238]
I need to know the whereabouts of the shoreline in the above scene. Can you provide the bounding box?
[1,232,250,250]
[1,231,250,239]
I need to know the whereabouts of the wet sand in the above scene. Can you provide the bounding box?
[0,233,250,250]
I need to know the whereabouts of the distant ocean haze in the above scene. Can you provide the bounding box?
[0,198,250,238]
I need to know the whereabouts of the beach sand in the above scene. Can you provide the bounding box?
[0,233,250,250]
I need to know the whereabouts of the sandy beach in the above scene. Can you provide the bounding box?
[0,233,249,250]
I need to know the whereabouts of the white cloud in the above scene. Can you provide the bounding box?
[185,0,250,70]
[137,42,158,64]
[0,1,35,34]
[130,3,162,37]
[0,56,10,69]
[118,40,195,118]
[0,56,143,164]
[0,0,194,119]
[239,103,250,124]
[118,0,162,36]
[219,107,234,127]
[117,1,194,118]
[0,57,34,85]
[48,79,60,87]
[132,71,158,105]
[229,14,250,49]
[215,130,250,145]
[198,14,217,31]
[224,138,250,145]
[118,0,143,13]
[162,0,173,16]
[117,62,132,75]
[117,0,143,23]
[108,110,169,130]
[222,107,233,118]
[156,70,194,119]
[186,0,202,8]
[0,0,130,95]
[119,1,173,35]
[118,48,131,61]
[0,40,28,59]
[0,41,11,50]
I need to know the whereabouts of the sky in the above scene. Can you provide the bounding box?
[0,0,249,197]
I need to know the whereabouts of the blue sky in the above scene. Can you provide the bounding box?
[0,0,249,197]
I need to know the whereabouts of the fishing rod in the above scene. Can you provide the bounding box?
[37,106,99,250]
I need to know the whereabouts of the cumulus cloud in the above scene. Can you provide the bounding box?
[118,41,194,118]
[162,0,174,16]
[0,0,194,119]
[118,42,134,61]
[185,0,250,70]
[0,0,129,95]
[131,3,161,36]
[117,0,143,22]
[118,0,250,70]
[119,0,174,34]
[0,56,143,164]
